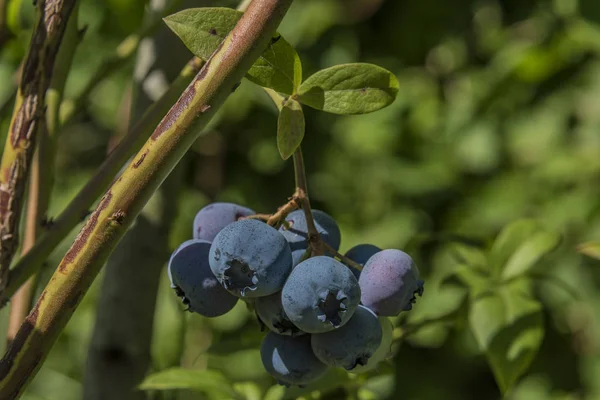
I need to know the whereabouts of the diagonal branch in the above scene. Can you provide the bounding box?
[0,0,77,294]
[0,57,203,306]
[0,0,295,397]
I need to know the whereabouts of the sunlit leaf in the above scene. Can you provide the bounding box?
[577,241,600,260]
[277,96,305,159]
[139,368,235,398]
[164,7,302,94]
[297,63,398,114]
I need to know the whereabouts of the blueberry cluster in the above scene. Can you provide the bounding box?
[168,202,425,386]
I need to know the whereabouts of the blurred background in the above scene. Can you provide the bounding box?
[1,0,600,399]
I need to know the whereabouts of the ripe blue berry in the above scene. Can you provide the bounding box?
[209,219,292,298]
[281,256,360,333]
[350,316,394,373]
[193,202,255,242]
[344,244,381,279]
[260,332,327,386]
[279,210,341,266]
[168,239,238,317]
[256,292,304,336]
[311,305,382,370]
[359,249,424,316]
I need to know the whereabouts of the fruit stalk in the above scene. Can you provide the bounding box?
[0,0,295,397]
[0,0,77,296]
[292,147,324,256]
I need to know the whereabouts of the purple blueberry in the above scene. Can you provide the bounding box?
[209,219,293,298]
[279,209,341,266]
[260,332,327,386]
[168,239,238,317]
[193,202,255,242]
[281,256,360,333]
[359,249,424,316]
[311,305,382,370]
[344,244,381,279]
[255,292,304,336]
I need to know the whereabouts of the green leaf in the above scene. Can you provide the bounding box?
[501,230,561,280]
[297,63,399,115]
[139,368,235,398]
[441,264,491,299]
[490,219,560,279]
[277,97,305,160]
[577,241,600,260]
[449,243,488,270]
[468,280,544,394]
[263,385,285,400]
[164,7,302,94]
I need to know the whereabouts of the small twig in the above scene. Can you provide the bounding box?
[266,194,300,226]
[59,0,182,127]
[321,241,363,272]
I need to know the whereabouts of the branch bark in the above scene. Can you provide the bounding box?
[83,1,196,397]
[0,0,295,397]
[6,2,80,346]
[0,0,77,294]
[0,58,203,306]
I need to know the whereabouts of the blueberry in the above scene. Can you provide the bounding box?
[344,244,381,279]
[311,305,382,370]
[193,202,255,242]
[359,249,424,316]
[209,219,293,298]
[279,209,341,266]
[168,239,238,317]
[350,316,394,373]
[255,292,304,336]
[260,332,327,386]
[281,256,360,333]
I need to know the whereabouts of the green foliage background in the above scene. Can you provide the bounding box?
[2,0,600,399]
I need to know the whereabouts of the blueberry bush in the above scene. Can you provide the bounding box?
[0,0,599,399]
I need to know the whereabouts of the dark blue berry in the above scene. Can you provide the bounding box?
[168,239,238,317]
[255,292,304,336]
[209,219,292,298]
[311,305,382,370]
[344,244,381,279]
[193,202,255,242]
[281,256,360,333]
[260,332,327,386]
[279,210,341,266]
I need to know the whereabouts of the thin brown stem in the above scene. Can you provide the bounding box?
[292,147,323,255]
[321,241,363,273]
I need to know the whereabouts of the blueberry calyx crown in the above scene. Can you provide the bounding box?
[404,280,425,311]
[223,259,258,296]
[317,289,347,327]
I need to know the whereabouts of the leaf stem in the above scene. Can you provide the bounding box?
[0,1,295,396]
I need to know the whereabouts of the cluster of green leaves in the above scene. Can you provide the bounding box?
[442,220,562,394]
[164,7,399,159]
